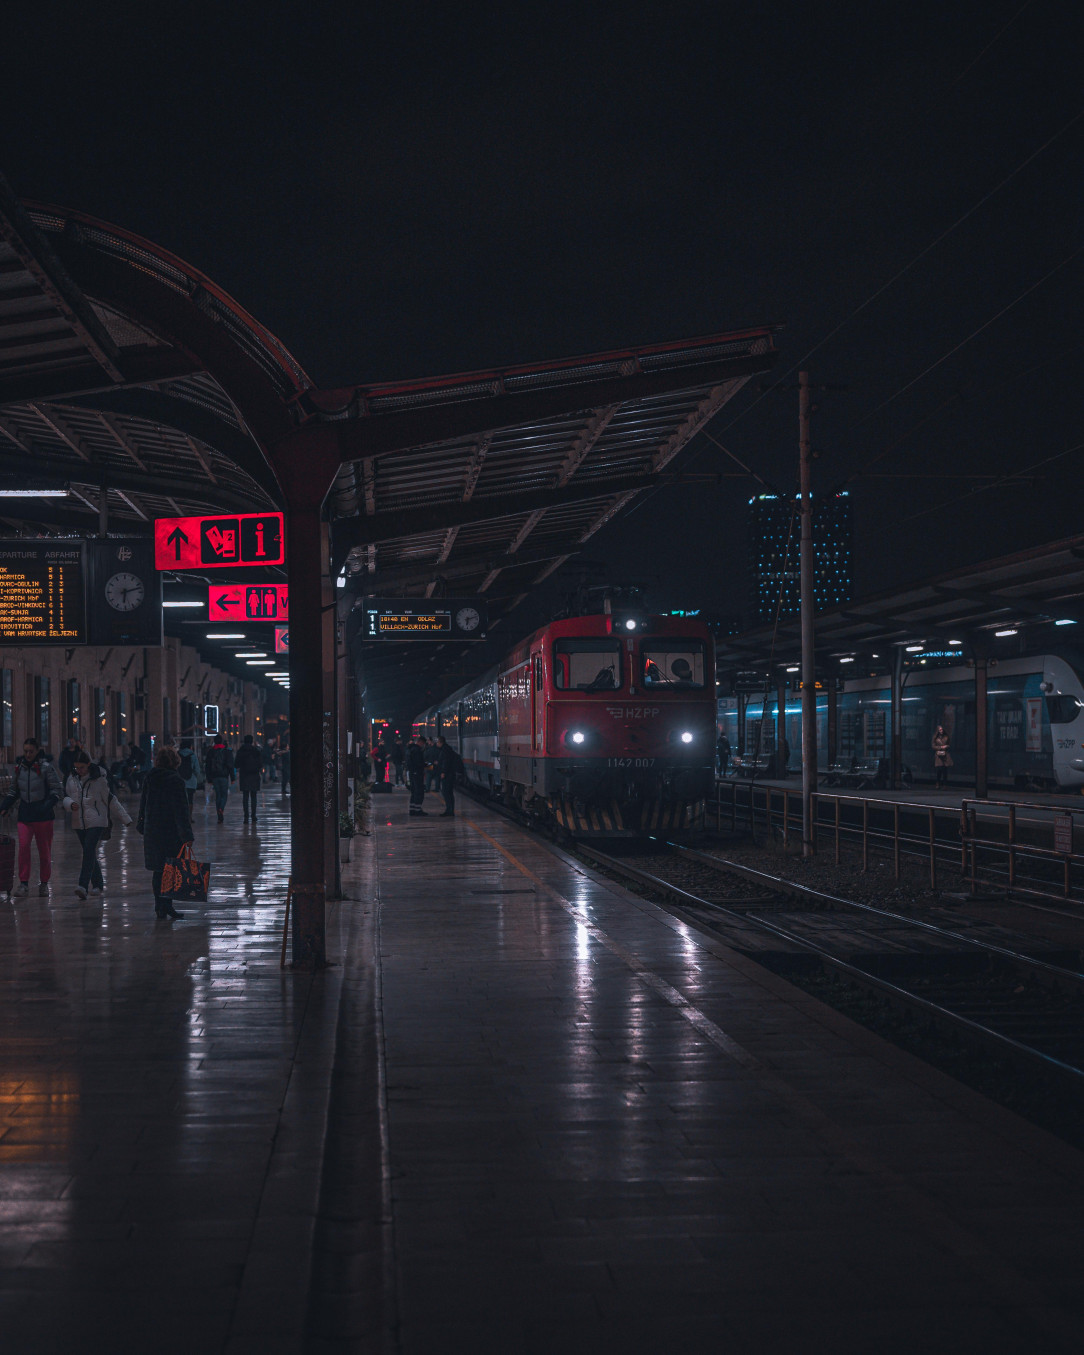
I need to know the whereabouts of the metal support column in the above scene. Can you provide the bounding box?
[826,674,837,768]
[975,656,988,800]
[776,673,788,776]
[891,646,903,790]
[798,371,817,856]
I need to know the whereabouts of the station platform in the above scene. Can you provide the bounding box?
[2,786,1084,1352]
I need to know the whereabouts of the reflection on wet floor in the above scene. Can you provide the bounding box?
[0,782,310,1350]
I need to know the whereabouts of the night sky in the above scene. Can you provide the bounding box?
[4,3,1082,627]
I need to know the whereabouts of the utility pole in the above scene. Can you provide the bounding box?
[799,371,817,858]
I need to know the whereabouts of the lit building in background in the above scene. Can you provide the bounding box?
[749,492,853,621]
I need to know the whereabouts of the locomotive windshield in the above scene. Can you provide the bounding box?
[1046,694,1083,723]
[553,638,622,691]
[641,639,707,688]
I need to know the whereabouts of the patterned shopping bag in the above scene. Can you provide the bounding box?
[161,843,210,902]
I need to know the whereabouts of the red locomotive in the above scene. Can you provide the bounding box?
[414,609,717,836]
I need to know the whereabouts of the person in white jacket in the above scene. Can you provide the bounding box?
[64,752,131,899]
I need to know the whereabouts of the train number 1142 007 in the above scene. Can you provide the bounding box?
[607,757,656,768]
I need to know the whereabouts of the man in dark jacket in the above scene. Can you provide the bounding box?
[137,746,194,919]
[423,737,441,792]
[0,737,63,895]
[435,736,463,818]
[235,734,264,823]
[390,738,405,786]
[204,735,235,824]
[406,737,427,816]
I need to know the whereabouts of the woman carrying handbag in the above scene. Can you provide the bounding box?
[137,746,194,920]
[63,751,131,898]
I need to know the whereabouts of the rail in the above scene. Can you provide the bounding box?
[712,779,1084,903]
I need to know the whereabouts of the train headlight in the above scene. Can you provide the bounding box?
[624,618,637,631]
[680,731,694,744]
[571,730,586,745]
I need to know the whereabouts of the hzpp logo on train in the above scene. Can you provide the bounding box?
[606,706,661,719]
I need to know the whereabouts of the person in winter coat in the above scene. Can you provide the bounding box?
[137,746,194,920]
[435,736,463,817]
[391,739,405,786]
[177,741,200,810]
[235,734,264,823]
[372,741,389,785]
[406,736,427,816]
[932,725,952,789]
[63,751,132,898]
[204,735,235,824]
[0,737,63,896]
[424,737,441,792]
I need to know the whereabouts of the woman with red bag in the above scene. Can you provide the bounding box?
[137,746,194,920]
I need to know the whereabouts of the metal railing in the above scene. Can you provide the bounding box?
[712,778,1084,904]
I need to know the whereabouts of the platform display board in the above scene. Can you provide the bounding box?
[362,598,487,641]
[154,513,285,569]
[0,540,86,644]
[209,583,289,621]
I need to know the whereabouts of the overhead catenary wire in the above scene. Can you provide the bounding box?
[898,439,1084,525]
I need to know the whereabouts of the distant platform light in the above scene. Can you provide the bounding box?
[0,488,68,497]
[905,644,923,652]
[163,600,203,608]
[948,640,963,646]
[235,651,266,658]
[839,656,854,663]
[1056,619,1077,626]
[786,665,799,673]
[206,632,245,639]
[994,628,1018,637]
[246,659,274,665]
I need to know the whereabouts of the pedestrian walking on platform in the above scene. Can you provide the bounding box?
[137,746,194,920]
[178,741,200,810]
[424,736,441,792]
[373,741,389,785]
[63,751,130,898]
[1,738,63,896]
[436,735,463,817]
[280,745,291,796]
[391,738,405,786]
[204,734,235,823]
[236,734,263,823]
[716,732,730,777]
[932,725,952,789]
[406,736,427,816]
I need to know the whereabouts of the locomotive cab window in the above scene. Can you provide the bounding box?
[641,639,707,688]
[553,639,622,691]
[1046,694,1083,723]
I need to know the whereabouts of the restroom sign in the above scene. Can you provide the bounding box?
[209,584,289,620]
[154,513,285,569]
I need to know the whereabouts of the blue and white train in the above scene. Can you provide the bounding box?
[719,653,1084,790]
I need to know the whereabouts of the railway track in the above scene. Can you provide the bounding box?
[574,837,1084,1139]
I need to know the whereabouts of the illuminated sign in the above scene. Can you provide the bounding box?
[204,704,219,734]
[363,598,487,641]
[209,584,289,621]
[275,626,289,653]
[154,513,285,570]
[0,541,86,644]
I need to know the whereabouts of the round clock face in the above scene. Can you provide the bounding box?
[105,571,145,612]
[456,606,480,632]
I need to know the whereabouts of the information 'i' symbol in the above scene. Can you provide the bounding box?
[255,522,265,557]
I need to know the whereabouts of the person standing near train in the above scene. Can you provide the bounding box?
[932,725,951,789]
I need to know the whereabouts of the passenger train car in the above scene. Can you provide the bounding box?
[414,612,717,835]
[719,653,1084,790]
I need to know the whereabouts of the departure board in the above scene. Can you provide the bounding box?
[363,598,487,641]
[0,541,87,644]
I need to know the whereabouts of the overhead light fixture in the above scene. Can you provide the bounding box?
[995,628,1017,637]
[948,640,963,646]
[0,488,69,497]
[786,665,799,673]
[206,633,246,640]
[839,656,854,664]
[163,601,204,608]
[235,652,267,658]
[1056,619,1077,626]
[246,659,274,666]
[905,645,923,653]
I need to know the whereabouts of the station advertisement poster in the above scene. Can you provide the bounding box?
[1026,697,1042,754]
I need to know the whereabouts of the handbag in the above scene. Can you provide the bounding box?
[161,843,210,902]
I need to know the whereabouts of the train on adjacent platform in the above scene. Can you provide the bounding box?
[720,652,1084,790]
[413,611,717,835]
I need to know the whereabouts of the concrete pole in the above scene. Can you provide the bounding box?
[975,657,988,799]
[799,371,817,857]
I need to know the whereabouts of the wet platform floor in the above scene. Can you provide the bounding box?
[1,782,1083,1352]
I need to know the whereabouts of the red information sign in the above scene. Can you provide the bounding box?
[209,584,289,621]
[274,626,289,653]
[154,513,285,570]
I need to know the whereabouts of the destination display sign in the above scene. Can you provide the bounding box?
[209,583,289,621]
[154,513,285,570]
[0,541,86,644]
[363,598,487,642]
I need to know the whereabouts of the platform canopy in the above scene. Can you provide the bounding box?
[716,534,1084,678]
